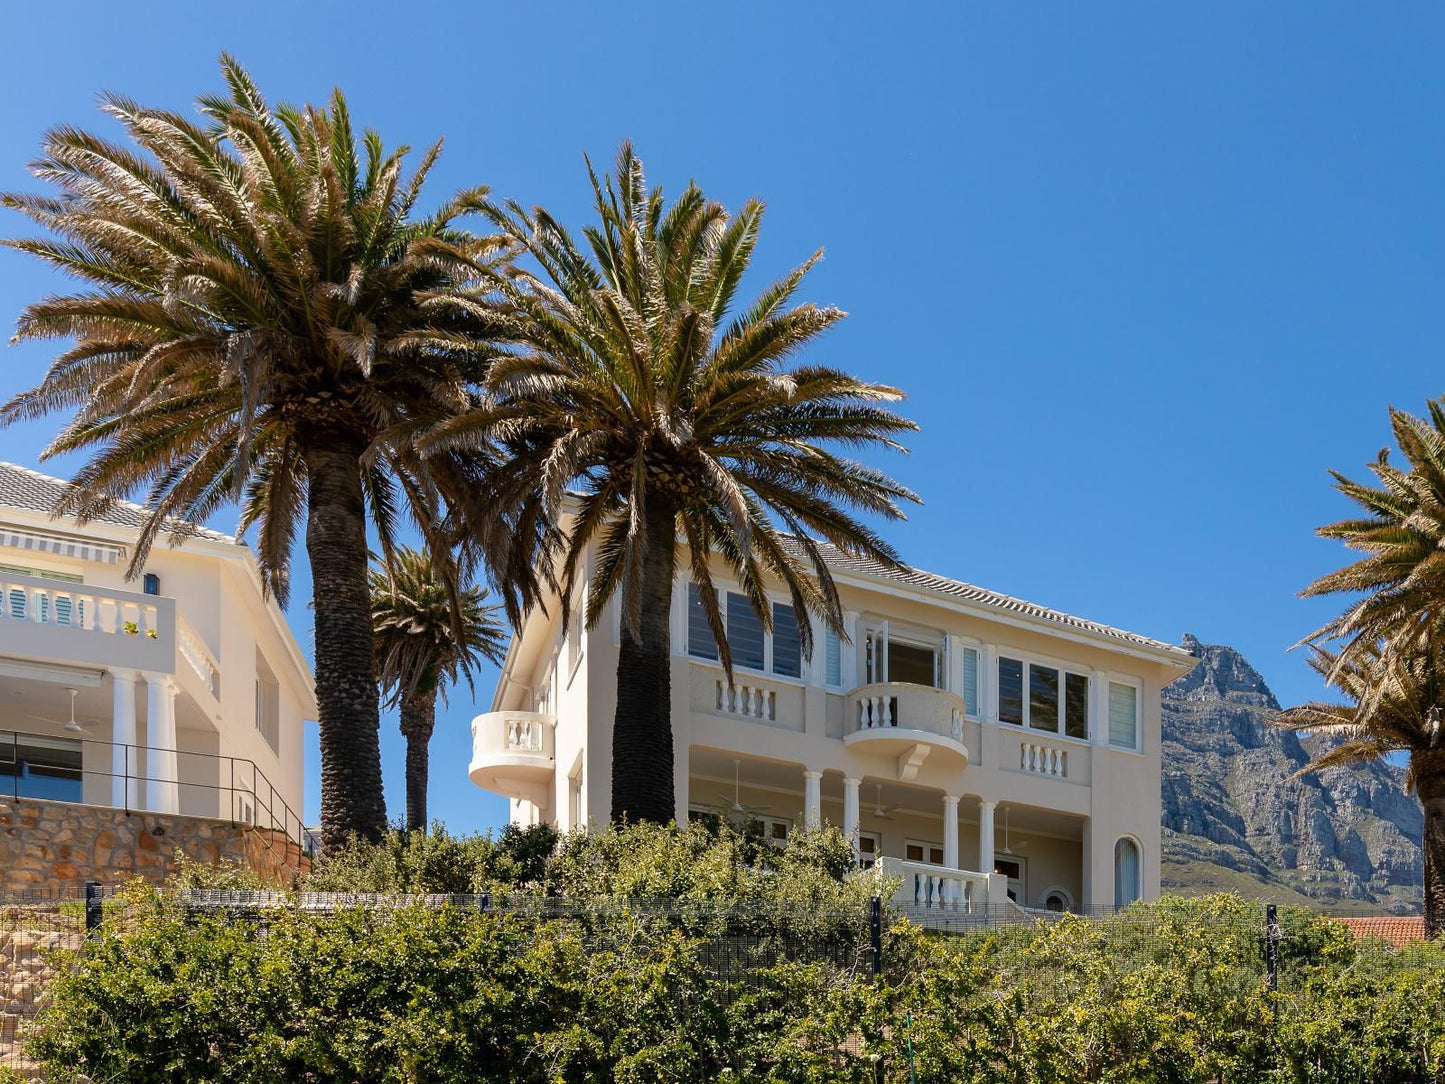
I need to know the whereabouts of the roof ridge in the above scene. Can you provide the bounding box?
[793,538,1185,657]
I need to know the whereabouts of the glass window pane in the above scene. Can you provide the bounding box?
[1065,673,1090,739]
[1109,682,1139,749]
[961,647,979,715]
[1029,665,1059,732]
[888,641,937,687]
[772,602,801,678]
[824,628,842,687]
[687,583,718,661]
[1115,838,1140,907]
[0,737,82,803]
[999,657,1023,724]
[726,593,765,671]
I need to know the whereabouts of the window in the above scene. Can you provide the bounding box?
[857,830,881,869]
[960,646,979,716]
[1114,838,1141,907]
[687,584,805,681]
[255,650,280,754]
[568,760,583,829]
[0,733,82,803]
[824,628,843,688]
[1109,682,1140,750]
[567,582,585,676]
[905,839,944,865]
[998,657,1024,724]
[1043,888,1072,913]
[868,629,940,687]
[994,856,1025,903]
[726,593,765,670]
[1000,657,1090,737]
[772,603,801,679]
[687,583,718,661]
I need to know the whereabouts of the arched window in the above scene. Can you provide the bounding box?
[1042,888,1072,913]
[1114,837,1141,908]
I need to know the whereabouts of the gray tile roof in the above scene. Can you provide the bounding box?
[795,539,1186,657]
[0,462,238,545]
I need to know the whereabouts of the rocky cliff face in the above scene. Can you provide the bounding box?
[1160,635,1423,911]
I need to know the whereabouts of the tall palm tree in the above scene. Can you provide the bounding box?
[0,57,526,852]
[1276,638,1445,936]
[370,548,507,831]
[426,144,919,825]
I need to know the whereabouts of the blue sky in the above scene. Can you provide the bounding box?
[0,3,1440,834]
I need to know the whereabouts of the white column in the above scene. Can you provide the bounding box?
[803,770,822,829]
[110,669,138,809]
[144,673,178,814]
[979,800,996,875]
[942,795,960,868]
[842,777,861,858]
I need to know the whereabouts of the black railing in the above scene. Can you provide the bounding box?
[0,728,310,852]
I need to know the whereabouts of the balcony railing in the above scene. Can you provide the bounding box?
[850,682,968,743]
[877,857,991,913]
[0,570,175,671]
[176,614,221,699]
[469,711,556,803]
[0,728,309,852]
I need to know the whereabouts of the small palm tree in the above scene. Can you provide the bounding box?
[370,549,507,832]
[0,57,525,851]
[1276,637,1445,936]
[1302,401,1445,666]
[427,144,918,825]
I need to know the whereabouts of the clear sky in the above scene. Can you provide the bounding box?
[0,3,1440,834]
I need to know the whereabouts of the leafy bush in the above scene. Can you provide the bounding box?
[292,822,559,894]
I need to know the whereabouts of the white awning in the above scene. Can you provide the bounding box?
[0,528,125,565]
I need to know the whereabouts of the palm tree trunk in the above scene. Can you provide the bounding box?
[1418,751,1445,938]
[399,688,437,833]
[305,436,387,852]
[610,496,678,825]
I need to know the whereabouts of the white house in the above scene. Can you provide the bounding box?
[0,462,312,841]
[471,538,1195,913]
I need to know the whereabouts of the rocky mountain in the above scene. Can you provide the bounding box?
[1160,635,1424,912]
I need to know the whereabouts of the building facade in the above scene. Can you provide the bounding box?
[471,540,1194,912]
[0,463,312,845]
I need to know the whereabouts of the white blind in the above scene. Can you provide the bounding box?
[961,647,979,715]
[824,628,842,687]
[1108,682,1138,749]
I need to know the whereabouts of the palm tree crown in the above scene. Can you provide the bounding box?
[1302,401,1445,666]
[428,143,918,823]
[1,56,521,849]
[371,548,507,707]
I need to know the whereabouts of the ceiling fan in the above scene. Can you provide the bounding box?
[870,783,901,821]
[998,805,1029,855]
[713,760,770,816]
[26,689,99,734]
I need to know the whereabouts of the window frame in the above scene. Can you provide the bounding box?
[995,648,1094,743]
[1105,675,1144,753]
[683,580,811,686]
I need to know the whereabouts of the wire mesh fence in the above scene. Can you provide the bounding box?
[0,885,1434,1080]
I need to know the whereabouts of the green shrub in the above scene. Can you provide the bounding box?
[298,821,559,894]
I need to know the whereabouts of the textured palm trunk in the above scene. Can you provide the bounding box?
[400,688,437,833]
[305,437,388,853]
[1417,750,1445,938]
[610,497,679,825]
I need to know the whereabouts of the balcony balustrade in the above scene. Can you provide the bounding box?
[469,710,556,803]
[0,570,175,673]
[843,682,971,772]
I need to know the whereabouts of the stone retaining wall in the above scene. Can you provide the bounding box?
[0,799,311,894]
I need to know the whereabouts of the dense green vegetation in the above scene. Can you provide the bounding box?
[23,826,1445,1083]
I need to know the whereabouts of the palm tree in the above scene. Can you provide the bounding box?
[426,144,919,825]
[370,548,507,831]
[0,57,526,852]
[1302,401,1445,666]
[1276,638,1445,936]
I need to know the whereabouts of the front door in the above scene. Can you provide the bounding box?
[994,855,1026,903]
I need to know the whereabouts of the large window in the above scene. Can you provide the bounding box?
[867,631,940,687]
[0,733,82,803]
[1108,681,1140,750]
[687,584,803,680]
[999,656,1089,738]
[255,650,281,754]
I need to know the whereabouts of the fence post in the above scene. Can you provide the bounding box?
[870,895,882,976]
[84,880,103,938]
[1265,903,1279,990]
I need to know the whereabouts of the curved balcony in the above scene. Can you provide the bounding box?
[843,682,970,778]
[469,711,556,804]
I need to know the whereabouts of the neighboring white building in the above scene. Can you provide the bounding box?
[0,462,312,841]
[471,539,1195,913]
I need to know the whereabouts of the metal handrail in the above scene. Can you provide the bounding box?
[0,727,310,853]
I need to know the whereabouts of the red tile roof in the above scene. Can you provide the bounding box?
[1337,916,1427,947]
